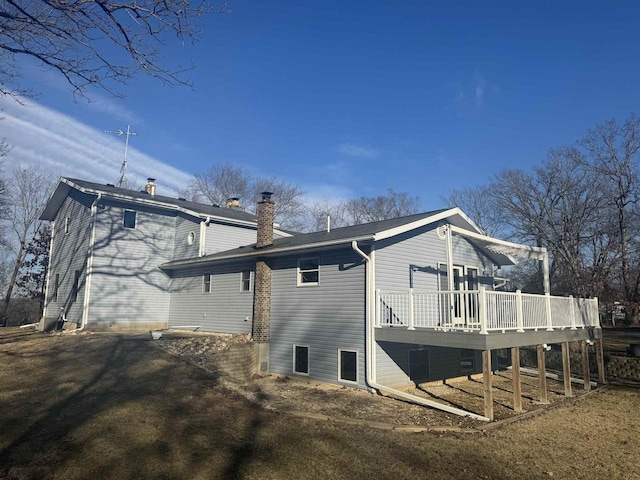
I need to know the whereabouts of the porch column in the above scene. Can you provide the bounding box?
[561,342,572,397]
[482,350,494,421]
[537,344,548,404]
[511,347,523,412]
[581,341,591,391]
[596,337,606,385]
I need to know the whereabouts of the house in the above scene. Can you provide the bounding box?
[40,179,604,420]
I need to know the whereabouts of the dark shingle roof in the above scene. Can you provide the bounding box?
[162,209,452,269]
[43,177,259,223]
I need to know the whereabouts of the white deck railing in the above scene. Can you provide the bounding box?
[376,288,599,334]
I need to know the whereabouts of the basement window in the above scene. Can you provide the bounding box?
[293,345,309,375]
[123,210,137,229]
[297,258,319,286]
[338,349,357,384]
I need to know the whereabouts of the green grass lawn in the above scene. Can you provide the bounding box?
[0,329,638,480]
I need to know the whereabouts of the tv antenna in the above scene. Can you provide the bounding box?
[105,125,137,187]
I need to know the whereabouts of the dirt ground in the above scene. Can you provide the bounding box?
[1,328,639,480]
[155,332,596,427]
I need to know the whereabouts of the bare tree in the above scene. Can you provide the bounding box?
[579,114,640,308]
[1,0,228,100]
[441,185,503,237]
[343,189,421,225]
[189,163,307,230]
[1,166,54,326]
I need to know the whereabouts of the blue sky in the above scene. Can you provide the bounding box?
[2,0,639,206]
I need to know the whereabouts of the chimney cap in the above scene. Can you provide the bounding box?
[147,177,156,182]
[260,191,274,201]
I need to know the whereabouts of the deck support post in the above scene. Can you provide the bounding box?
[561,341,572,397]
[482,349,493,421]
[511,346,523,412]
[596,337,606,385]
[581,341,591,391]
[537,344,549,404]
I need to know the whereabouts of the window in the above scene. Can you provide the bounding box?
[240,270,252,292]
[203,273,212,293]
[187,231,195,245]
[460,349,476,375]
[53,274,60,302]
[338,350,357,383]
[123,210,137,228]
[297,258,319,286]
[293,345,309,375]
[64,217,70,234]
[71,270,80,303]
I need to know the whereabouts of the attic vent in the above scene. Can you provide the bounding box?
[106,183,115,187]
[178,197,186,201]
[436,225,448,240]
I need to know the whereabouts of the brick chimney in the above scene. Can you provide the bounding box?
[256,191,274,247]
[252,191,274,374]
[144,178,157,196]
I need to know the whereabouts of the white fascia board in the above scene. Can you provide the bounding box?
[164,235,375,269]
[373,208,478,242]
[449,225,547,260]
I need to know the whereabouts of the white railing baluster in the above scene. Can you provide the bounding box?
[545,293,554,331]
[479,287,488,335]
[375,289,381,327]
[516,290,524,332]
[408,288,415,330]
[569,295,577,330]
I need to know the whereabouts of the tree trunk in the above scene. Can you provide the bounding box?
[1,235,26,327]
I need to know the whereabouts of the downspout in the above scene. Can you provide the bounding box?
[351,241,489,421]
[199,216,211,257]
[39,217,57,331]
[80,193,102,330]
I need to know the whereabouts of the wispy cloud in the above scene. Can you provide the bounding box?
[337,142,380,159]
[0,96,190,197]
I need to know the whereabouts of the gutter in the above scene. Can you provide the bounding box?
[351,240,490,422]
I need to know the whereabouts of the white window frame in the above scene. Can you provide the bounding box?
[292,344,310,376]
[202,273,212,294]
[240,270,252,292]
[123,210,137,229]
[64,217,70,234]
[338,349,358,385]
[297,257,319,287]
[187,231,195,246]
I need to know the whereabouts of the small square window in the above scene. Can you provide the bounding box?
[339,350,357,383]
[293,345,309,375]
[298,258,319,286]
[241,270,252,292]
[123,210,137,228]
[203,273,212,293]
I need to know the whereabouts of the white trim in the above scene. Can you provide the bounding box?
[202,273,212,294]
[293,344,310,376]
[373,208,483,242]
[64,217,70,234]
[337,349,358,385]
[40,218,56,326]
[187,231,195,246]
[297,257,320,287]
[449,225,547,260]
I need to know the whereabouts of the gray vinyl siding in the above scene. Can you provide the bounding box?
[173,214,200,260]
[204,222,257,255]
[168,262,254,333]
[374,224,493,291]
[376,342,483,388]
[269,248,366,387]
[88,201,175,326]
[44,191,94,324]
